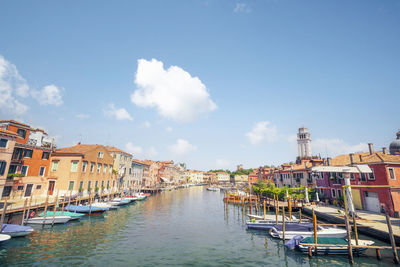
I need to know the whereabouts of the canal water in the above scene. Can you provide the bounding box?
[0,186,394,266]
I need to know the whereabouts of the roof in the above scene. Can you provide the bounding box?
[55,144,105,155]
[0,120,31,129]
[104,146,132,156]
[0,128,18,137]
[331,151,400,165]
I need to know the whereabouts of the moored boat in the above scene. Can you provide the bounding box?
[91,202,118,210]
[246,218,305,230]
[1,224,34,237]
[269,223,347,240]
[64,204,108,215]
[38,211,85,220]
[0,234,11,243]
[206,187,219,191]
[297,237,374,255]
[25,216,72,224]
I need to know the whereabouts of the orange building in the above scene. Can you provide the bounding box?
[48,144,116,197]
[0,120,53,200]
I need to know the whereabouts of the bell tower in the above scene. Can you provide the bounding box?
[297,127,312,158]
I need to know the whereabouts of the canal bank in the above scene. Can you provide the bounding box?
[0,187,395,266]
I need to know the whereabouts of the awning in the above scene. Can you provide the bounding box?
[355,164,373,173]
[311,166,359,173]
[160,177,172,183]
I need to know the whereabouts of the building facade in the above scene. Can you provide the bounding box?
[105,146,133,189]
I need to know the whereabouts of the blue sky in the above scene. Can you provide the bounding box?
[0,0,399,171]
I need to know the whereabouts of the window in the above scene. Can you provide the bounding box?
[8,164,17,174]
[109,165,112,174]
[337,189,342,197]
[17,128,26,138]
[0,138,8,148]
[368,171,375,180]
[103,165,107,174]
[97,163,101,173]
[107,180,110,188]
[95,181,98,189]
[98,152,104,158]
[350,173,355,180]
[23,149,33,158]
[79,181,84,191]
[129,168,132,175]
[17,185,24,191]
[39,166,45,176]
[21,165,28,175]
[51,161,59,171]
[0,161,6,175]
[90,162,95,173]
[389,168,395,180]
[42,151,50,160]
[71,161,78,172]
[36,185,42,190]
[101,180,104,188]
[331,188,336,198]
[13,148,23,160]
[82,161,88,172]
[113,180,115,187]
[68,181,74,191]
[2,186,12,197]
[87,181,92,191]
[360,173,367,182]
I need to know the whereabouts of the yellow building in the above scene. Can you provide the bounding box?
[48,144,116,197]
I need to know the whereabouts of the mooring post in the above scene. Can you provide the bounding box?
[312,208,318,255]
[385,209,399,264]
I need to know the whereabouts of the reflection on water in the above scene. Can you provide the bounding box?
[0,187,394,266]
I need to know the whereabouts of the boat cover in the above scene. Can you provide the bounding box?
[1,224,33,233]
[38,211,85,218]
[300,237,348,245]
[285,235,304,249]
[273,223,321,231]
[64,205,107,212]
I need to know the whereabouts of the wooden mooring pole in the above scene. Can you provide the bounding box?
[312,208,318,255]
[0,199,8,231]
[385,210,399,264]
[21,198,28,226]
[282,206,285,241]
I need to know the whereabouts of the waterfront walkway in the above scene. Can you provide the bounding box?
[304,204,400,244]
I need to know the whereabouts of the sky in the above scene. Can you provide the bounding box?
[0,0,399,171]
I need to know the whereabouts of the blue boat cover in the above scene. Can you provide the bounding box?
[285,235,304,249]
[1,223,33,233]
[64,205,108,212]
[273,223,321,232]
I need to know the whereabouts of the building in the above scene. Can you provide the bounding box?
[131,159,144,188]
[105,146,133,189]
[0,120,53,200]
[234,174,248,184]
[297,127,312,159]
[216,172,230,184]
[49,144,115,197]
[188,170,204,184]
[0,128,18,201]
[313,141,400,217]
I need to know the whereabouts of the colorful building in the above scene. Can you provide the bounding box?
[105,146,133,189]
[0,128,18,201]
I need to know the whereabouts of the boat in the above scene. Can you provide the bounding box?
[206,187,219,191]
[297,237,374,255]
[111,198,132,205]
[247,217,306,230]
[0,234,11,243]
[1,224,34,237]
[91,202,118,210]
[38,211,85,220]
[25,216,72,224]
[269,223,347,240]
[64,204,108,215]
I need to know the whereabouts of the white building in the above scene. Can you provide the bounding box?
[297,127,312,158]
[217,172,230,183]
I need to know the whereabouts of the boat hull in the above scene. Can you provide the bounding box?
[25,216,71,224]
[1,224,34,237]
[0,234,11,243]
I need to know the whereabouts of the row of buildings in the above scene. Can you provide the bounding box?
[0,120,230,204]
[246,127,400,218]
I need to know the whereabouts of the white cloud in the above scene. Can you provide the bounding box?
[216,159,231,169]
[0,55,29,115]
[131,59,217,122]
[126,142,143,154]
[76,113,90,119]
[166,126,173,132]
[246,121,277,145]
[312,138,368,157]
[147,146,158,157]
[168,138,197,155]
[32,84,63,106]
[104,103,133,121]
[143,121,151,128]
[234,3,252,13]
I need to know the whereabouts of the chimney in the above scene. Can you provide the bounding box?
[327,157,332,166]
[349,153,355,165]
[368,143,374,155]
[359,154,363,162]
[383,147,387,154]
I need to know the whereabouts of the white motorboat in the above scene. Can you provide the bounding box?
[24,216,72,225]
[269,223,347,240]
[0,234,11,243]
[91,202,118,210]
[206,187,219,191]
[1,224,34,237]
